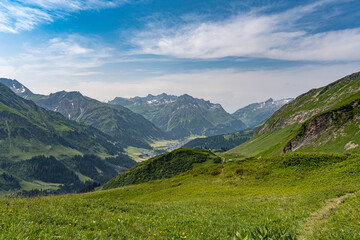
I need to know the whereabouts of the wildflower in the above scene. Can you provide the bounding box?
[69,224,71,226]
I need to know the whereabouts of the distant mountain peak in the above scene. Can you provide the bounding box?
[0,78,46,101]
[232,97,294,128]
[265,98,274,103]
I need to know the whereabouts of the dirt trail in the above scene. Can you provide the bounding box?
[298,190,360,240]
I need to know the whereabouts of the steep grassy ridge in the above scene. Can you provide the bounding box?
[228,72,360,158]
[0,83,121,160]
[258,72,360,135]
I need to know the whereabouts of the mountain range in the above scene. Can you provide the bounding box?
[0,79,168,149]
[1,78,290,143]
[110,93,247,138]
[35,91,167,149]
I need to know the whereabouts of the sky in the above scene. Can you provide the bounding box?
[0,0,360,112]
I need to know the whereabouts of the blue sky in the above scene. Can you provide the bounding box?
[0,0,360,112]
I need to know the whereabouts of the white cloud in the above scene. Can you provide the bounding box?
[0,0,125,33]
[0,2,53,33]
[0,35,114,86]
[133,0,360,61]
[23,0,123,11]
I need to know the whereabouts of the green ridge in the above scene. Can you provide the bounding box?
[103,148,219,189]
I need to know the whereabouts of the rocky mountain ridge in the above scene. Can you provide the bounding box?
[36,91,168,149]
[110,93,247,138]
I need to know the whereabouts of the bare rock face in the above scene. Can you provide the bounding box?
[283,100,360,153]
[283,112,334,153]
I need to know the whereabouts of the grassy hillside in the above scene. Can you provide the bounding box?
[228,72,360,158]
[103,148,219,189]
[1,152,360,239]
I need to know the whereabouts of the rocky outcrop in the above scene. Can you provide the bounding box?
[283,99,360,153]
[283,112,334,153]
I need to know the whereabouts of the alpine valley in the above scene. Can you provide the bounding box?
[0,77,283,194]
[1,72,360,240]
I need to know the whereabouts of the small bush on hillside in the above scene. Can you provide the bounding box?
[214,157,222,163]
[236,168,244,175]
[210,168,221,176]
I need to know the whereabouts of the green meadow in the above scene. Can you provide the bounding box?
[1,152,360,239]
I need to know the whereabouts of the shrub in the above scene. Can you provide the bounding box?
[214,157,222,163]
[236,168,244,175]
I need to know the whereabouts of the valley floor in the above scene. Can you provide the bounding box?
[1,152,360,239]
